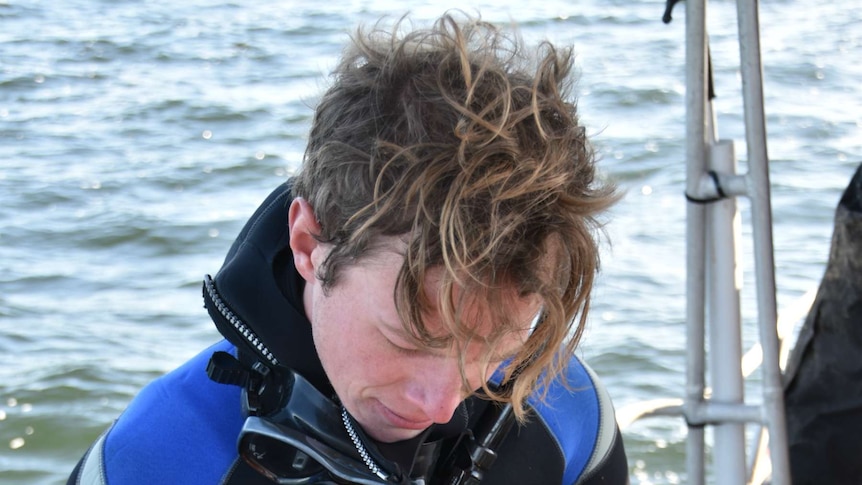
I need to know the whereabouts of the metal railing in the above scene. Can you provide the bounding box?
[618,0,798,483]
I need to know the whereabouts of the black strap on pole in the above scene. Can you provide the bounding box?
[662,0,717,101]
[662,0,684,24]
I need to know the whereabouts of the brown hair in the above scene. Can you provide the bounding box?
[293,12,617,421]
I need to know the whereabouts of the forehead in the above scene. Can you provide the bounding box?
[358,237,542,323]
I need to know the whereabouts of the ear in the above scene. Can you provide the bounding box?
[288,197,324,284]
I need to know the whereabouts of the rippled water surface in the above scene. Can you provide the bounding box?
[1,0,860,483]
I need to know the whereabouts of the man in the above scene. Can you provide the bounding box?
[69,13,627,484]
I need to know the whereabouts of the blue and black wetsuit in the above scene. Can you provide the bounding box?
[68,181,629,484]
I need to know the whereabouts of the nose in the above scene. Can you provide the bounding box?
[404,357,469,424]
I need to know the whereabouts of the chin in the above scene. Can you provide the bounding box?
[366,425,424,444]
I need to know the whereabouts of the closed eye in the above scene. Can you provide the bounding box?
[380,328,423,356]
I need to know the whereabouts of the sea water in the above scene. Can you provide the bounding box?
[1,0,859,483]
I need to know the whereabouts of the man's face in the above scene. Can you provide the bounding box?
[302,244,540,443]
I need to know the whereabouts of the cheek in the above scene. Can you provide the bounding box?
[310,305,353,382]
[311,305,392,393]
[461,362,489,394]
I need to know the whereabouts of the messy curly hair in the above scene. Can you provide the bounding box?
[293,12,617,421]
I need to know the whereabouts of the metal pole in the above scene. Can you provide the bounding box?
[734,0,791,482]
[685,0,708,482]
[706,140,747,485]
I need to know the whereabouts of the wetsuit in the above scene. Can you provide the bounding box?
[68,181,629,484]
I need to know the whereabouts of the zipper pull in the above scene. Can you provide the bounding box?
[207,350,256,388]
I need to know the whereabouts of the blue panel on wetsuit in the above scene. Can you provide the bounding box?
[103,340,244,484]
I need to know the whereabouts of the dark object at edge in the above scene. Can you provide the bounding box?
[784,162,862,485]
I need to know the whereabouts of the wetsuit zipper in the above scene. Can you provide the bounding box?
[204,274,280,367]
